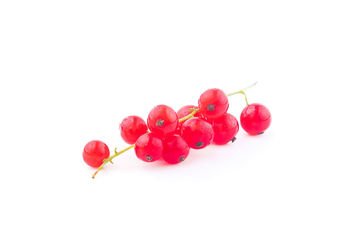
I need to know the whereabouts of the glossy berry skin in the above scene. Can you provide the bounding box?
[134,133,163,162]
[147,105,178,138]
[162,135,190,164]
[120,115,148,144]
[83,140,110,168]
[181,118,214,149]
[198,88,229,119]
[240,103,271,135]
[211,113,239,145]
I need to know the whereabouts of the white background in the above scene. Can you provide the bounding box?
[1,0,349,251]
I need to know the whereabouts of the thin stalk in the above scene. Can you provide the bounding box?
[179,108,199,123]
[92,145,134,179]
[226,82,257,105]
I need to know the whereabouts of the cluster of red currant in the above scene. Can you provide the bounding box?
[83,83,271,178]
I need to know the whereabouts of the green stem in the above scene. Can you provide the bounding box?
[226,82,257,106]
[227,90,249,105]
[179,108,199,123]
[92,145,134,178]
[226,82,257,96]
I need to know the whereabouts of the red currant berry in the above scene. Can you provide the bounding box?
[120,115,148,144]
[211,113,239,145]
[147,105,178,138]
[83,140,110,168]
[181,118,214,149]
[134,133,163,162]
[162,135,190,164]
[198,88,229,119]
[240,103,271,135]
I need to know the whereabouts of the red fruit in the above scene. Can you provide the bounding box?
[162,135,190,164]
[134,133,163,162]
[198,88,229,119]
[120,115,148,144]
[240,103,271,135]
[147,105,178,138]
[212,113,239,145]
[83,140,110,168]
[181,118,214,149]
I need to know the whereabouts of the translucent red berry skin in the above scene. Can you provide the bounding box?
[240,103,271,135]
[134,133,163,162]
[83,140,110,168]
[198,88,229,119]
[212,113,239,145]
[162,135,190,164]
[181,118,214,149]
[120,115,148,144]
[147,105,178,138]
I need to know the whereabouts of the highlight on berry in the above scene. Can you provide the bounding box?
[82,82,271,178]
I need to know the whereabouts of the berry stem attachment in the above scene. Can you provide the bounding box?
[226,82,257,106]
[92,144,135,179]
[230,90,249,105]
